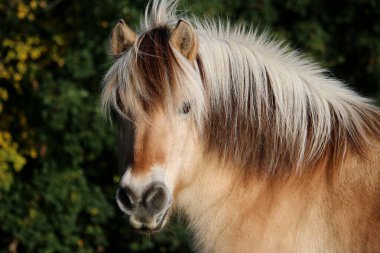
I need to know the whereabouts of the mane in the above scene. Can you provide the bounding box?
[102,0,380,178]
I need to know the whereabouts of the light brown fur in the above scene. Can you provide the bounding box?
[132,114,168,174]
[175,143,380,252]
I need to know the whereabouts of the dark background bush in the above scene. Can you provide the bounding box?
[0,0,379,252]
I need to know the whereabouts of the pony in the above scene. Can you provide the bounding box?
[101,0,380,252]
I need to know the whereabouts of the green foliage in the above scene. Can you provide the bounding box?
[0,0,379,252]
[0,168,112,252]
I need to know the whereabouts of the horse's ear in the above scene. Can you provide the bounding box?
[110,19,136,56]
[170,20,198,61]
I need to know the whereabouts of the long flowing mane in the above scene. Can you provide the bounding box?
[102,0,380,178]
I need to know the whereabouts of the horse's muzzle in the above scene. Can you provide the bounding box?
[116,182,171,232]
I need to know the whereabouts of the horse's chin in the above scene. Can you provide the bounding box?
[132,208,170,234]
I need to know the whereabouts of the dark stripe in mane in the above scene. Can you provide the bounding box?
[202,57,298,177]
[133,27,181,113]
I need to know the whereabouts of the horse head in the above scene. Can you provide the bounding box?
[107,18,203,232]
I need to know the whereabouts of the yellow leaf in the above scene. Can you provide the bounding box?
[58,59,65,67]
[5,51,17,62]
[13,73,22,82]
[17,62,27,75]
[89,207,99,216]
[2,39,14,47]
[28,13,35,21]
[3,132,11,142]
[17,3,29,20]
[30,49,42,60]
[53,35,64,46]
[0,70,11,80]
[30,0,38,10]
[29,149,37,159]
[100,21,109,28]
[77,239,84,248]
[13,155,26,172]
[0,88,9,101]
[29,208,37,219]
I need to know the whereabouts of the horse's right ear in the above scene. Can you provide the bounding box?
[110,19,136,57]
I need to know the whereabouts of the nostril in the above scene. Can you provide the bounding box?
[117,187,136,210]
[143,184,167,212]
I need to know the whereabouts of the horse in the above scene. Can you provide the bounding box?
[101,0,380,252]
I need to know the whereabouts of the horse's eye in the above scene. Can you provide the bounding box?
[181,102,191,114]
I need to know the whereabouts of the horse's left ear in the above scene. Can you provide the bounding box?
[170,20,198,61]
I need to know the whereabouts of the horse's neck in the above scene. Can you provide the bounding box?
[175,158,328,252]
[175,146,380,253]
[175,159,247,252]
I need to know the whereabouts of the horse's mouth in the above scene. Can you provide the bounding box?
[131,209,169,234]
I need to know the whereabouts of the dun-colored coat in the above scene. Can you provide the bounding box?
[102,0,380,252]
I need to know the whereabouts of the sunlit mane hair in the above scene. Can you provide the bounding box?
[102,0,380,177]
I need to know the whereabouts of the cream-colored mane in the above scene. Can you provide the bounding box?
[102,0,380,177]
